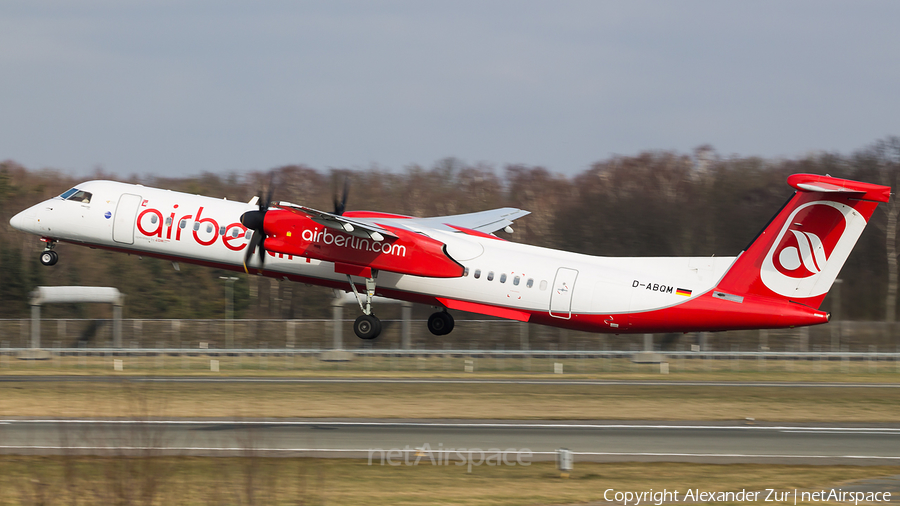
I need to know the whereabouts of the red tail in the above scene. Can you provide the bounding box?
[716,174,890,310]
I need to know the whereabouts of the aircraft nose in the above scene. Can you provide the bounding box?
[10,205,38,232]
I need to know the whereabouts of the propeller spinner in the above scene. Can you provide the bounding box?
[240,177,275,273]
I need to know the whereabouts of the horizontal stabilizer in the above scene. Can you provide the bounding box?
[788,174,891,202]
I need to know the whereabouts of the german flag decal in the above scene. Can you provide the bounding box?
[676,288,692,297]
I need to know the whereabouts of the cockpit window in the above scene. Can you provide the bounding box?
[65,190,92,204]
[59,188,79,199]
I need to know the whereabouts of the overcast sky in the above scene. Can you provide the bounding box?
[1,1,899,178]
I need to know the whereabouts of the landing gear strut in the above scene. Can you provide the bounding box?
[39,239,58,266]
[348,272,383,340]
[427,311,455,336]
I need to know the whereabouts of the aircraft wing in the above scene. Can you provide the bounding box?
[402,207,530,234]
[273,203,397,241]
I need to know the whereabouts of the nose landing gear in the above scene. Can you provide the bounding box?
[40,250,58,266]
[39,239,58,266]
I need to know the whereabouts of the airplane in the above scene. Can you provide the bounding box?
[8,173,891,340]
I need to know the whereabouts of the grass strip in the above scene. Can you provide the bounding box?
[0,457,896,506]
[3,355,900,384]
[1,381,898,422]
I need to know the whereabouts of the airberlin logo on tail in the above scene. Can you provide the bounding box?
[760,200,863,298]
[778,229,828,275]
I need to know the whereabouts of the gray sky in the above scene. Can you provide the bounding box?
[2,1,899,178]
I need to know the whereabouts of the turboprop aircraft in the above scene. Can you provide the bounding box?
[9,173,891,340]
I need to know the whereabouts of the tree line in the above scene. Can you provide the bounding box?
[1,137,899,322]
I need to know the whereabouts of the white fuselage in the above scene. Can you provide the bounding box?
[11,180,735,328]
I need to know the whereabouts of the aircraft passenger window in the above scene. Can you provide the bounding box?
[487,271,494,281]
[179,220,187,229]
[500,273,507,283]
[231,228,239,238]
[539,280,548,290]
[207,224,214,233]
[526,279,533,288]
[150,215,158,224]
[165,217,172,226]
[474,269,481,279]
[219,226,226,236]
[463,267,469,277]
[66,190,92,203]
[193,222,200,231]
[513,276,520,286]
[59,188,78,199]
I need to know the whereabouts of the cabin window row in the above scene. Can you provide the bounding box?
[462,267,545,290]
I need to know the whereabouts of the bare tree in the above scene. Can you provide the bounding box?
[873,138,900,322]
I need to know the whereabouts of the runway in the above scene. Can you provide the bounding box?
[1,375,899,388]
[2,419,898,464]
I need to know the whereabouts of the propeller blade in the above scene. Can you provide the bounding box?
[333,176,350,216]
[263,172,276,210]
[257,234,267,266]
[243,231,263,273]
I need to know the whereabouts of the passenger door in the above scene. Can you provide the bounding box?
[113,193,142,244]
[549,267,578,319]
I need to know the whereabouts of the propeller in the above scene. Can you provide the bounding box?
[240,174,275,273]
[333,176,350,216]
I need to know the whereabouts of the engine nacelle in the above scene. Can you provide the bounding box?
[261,210,464,278]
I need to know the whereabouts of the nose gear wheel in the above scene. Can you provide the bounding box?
[40,250,58,266]
[39,239,59,266]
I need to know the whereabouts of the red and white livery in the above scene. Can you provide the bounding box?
[9,173,890,340]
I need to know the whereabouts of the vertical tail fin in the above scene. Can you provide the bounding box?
[716,174,890,309]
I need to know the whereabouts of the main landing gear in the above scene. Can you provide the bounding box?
[427,311,454,336]
[354,314,381,340]
[39,239,58,266]
[348,273,382,340]
[345,273,457,340]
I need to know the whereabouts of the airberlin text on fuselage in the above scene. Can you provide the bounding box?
[301,227,407,257]
[137,206,248,251]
